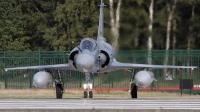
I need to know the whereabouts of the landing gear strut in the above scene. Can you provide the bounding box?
[83,73,93,98]
[55,70,64,99]
[128,69,138,98]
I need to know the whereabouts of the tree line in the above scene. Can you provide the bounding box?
[0,0,200,51]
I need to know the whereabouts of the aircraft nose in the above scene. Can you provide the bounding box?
[76,54,95,72]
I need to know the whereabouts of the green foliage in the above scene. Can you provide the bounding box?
[19,0,59,50]
[0,0,30,51]
[43,0,99,50]
[0,0,200,51]
[120,0,149,50]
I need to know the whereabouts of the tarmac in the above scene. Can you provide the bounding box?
[0,98,200,111]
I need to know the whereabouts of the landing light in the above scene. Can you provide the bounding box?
[83,83,92,89]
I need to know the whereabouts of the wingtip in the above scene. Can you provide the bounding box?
[192,66,197,69]
[192,67,197,70]
[4,69,7,71]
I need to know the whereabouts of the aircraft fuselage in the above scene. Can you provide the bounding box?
[69,38,115,73]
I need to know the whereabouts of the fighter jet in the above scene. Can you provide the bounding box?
[4,0,197,99]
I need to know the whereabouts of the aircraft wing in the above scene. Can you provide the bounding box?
[110,60,197,70]
[4,63,74,71]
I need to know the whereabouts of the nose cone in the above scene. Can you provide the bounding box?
[134,71,153,88]
[76,54,95,72]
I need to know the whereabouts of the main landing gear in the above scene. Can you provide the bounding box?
[128,69,138,98]
[54,70,64,99]
[83,73,93,98]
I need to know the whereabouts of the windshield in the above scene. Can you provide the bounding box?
[81,39,96,51]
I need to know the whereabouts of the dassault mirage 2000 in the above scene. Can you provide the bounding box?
[5,0,197,99]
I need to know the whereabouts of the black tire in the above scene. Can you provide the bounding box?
[84,91,87,98]
[131,84,137,98]
[89,91,93,98]
[56,84,63,99]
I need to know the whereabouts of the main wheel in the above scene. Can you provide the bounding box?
[131,84,137,98]
[56,84,63,99]
[89,91,93,98]
[84,91,87,98]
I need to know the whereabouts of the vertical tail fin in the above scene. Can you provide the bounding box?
[97,0,106,41]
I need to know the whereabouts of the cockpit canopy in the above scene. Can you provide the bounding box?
[80,38,97,52]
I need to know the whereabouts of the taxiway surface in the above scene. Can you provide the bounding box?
[0,98,200,110]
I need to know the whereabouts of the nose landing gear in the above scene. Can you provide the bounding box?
[83,73,93,98]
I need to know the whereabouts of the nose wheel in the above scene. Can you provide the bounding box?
[84,91,87,98]
[89,91,93,98]
[84,91,93,98]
